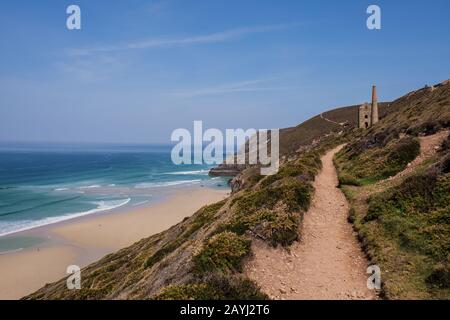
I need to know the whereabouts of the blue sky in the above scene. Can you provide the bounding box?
[0,0,449,144]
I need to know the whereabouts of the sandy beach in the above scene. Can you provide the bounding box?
[0,187,228,300]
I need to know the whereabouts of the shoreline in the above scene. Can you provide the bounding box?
[0,187,229,300]
[0,178,226,239]
[0,184,195,241]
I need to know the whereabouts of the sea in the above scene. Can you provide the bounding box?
[0,142,229,241]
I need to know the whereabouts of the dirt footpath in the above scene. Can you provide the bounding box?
[245,146,377,300]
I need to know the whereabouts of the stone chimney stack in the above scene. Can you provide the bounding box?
[371,85,379,125]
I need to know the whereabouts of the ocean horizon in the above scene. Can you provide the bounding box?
[0,142,229,238]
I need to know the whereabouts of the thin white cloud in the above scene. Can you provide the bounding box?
[173,78,297,97]
[68,23,302,56]
[56,55,125,82]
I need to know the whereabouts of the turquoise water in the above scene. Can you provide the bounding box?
[0,236,46,253]
[0,143,229,237]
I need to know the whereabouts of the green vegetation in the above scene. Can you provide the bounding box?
[26,82,449,300]
[155,274,267,300]
[258,151,322,188]
[219,179,310,246]
[336,136,420,185]
[341,166,450,299]
[369,84,450,138]
[442,135,450,152]
[216,149,330,247]
[277,103,390,157]
[334,83,450,299]
[336,173,362,186]
[237,178,312,214]
[142,147,330,299]
[143,200,227,269]
[220,207,300,247]
[155,283,215,300]
[156,229,265,300]
[193,231,251,273]
[159,141,342,299]
[367,171,449,257]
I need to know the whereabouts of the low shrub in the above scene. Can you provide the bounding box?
[193,231,251,274]
[220,208,300,247]
[144,200,226,268]
[155,284,216,300]
[438,153,450,174]
[367,172,450,261]
[337,173,361,186]
[234,178,312,215]
[366,170,440,220]
[220,177,311,246]
[155,274,267,300]
[384,136,420,176]
[258,151,321,189]
[335,136,420,185]
[426,263,450,289]
[441,135,450,152]
[144,240,183,269]
[255,210,299,246]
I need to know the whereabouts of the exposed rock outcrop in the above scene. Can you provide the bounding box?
[208,163,246,177]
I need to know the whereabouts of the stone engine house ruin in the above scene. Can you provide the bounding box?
[359,85,379,129]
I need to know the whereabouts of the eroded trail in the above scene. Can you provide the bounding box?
[245,146,376,300]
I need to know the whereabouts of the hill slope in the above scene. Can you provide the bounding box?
[210,102,390,177]
[211,102,390,191]
[26,81,449,300]
[335,80,450,299]
[245,146,376,300]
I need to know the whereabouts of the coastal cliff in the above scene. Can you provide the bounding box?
[209,163,246,177]
[26,80,450,300]
[209,102,391,182]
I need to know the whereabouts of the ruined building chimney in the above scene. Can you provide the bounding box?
[371,85,379,125]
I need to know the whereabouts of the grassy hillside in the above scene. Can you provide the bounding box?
[277,102,390,157]
[26,80,449,300]
[27,135,345,300]
[209,102,390,178]
[222,102,391,191]
[335,80,450,299]
[335,83,450,185]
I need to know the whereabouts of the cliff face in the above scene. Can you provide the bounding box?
[26,81,450,300]
[209,163,246,177]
